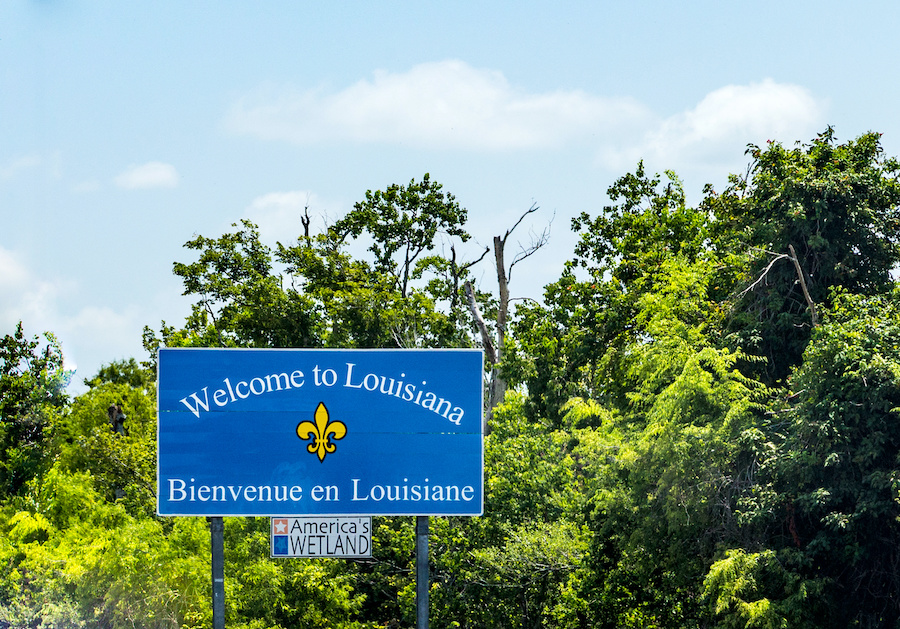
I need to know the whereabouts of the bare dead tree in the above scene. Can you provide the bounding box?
[301,202,312,240]
[466,203,551,432]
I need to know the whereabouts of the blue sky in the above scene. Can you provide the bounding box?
[3,1,900,391]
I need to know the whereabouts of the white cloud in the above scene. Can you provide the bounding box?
[0,245,142,390]
[0,248,65,330]
[65,305,138,364]
[0,248,30,290]
[224,63,825,183]
[0,154,42,181]
[114,161,179,189]
[599,79,826,174]
[225,60,652,150]
[0,247,74,369]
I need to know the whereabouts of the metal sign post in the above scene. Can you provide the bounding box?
[210,517,225,629]
[416,516,429,629]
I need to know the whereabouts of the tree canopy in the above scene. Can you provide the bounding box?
[5,131,900,628]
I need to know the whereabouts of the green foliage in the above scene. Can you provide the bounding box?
[153,175,482,353]
[703,549,825,629]
[500,131,900,626]
[575,340,768,627]
[0,469,210,628]
[330,173,470,298]
[761,290,900,626]
[709,128,900,383]
[468,521,588,628]
[225,518,370,628]
[54,379,158,517]
[167,219,326,349]
[507,165,710,423]
[83,357,155,390]
[8,130,900,628]
[0,322,70,498]
[423,394,594,629]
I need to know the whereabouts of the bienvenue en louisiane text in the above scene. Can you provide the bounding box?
[167,477,477,504]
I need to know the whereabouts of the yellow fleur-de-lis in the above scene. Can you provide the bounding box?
[296,402,346,462]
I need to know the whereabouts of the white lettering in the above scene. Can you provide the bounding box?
[213,389,228,406]
[265,372,290,391]
[250,377,266,395]
[311,485,339,501]
[352,478,368,501]
[169,478,186,501]
[434,398,452,417]
[179,388,210,418]
[349,478,476,503]
[175,363,468,427]
[344,363,362,388]
[224,378,237,402]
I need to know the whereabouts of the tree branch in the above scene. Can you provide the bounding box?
[739,246,819,327]
[738,252,791,298]
[501,204,552,284]
[464,280,496,365]
[788,244,818,327]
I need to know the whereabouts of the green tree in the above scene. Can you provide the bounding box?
[0,322,70,497]
[167,219,326,350]
[83,357,155,390]
[330,173,470,299]
[152,176,484,354]
[709,128,900,383]
[424,393,592,629]
[739,290,900,627]
[507,164,708,424]
[0,357,212,627]
[0,470,210,628]
[570,261,767,628]
[224,517,370,628]
[54,371,159,517]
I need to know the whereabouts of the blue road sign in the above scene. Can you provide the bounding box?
[157,348,484,516]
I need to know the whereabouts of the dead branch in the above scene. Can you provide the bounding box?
[498,204,553,284]
[738,251,791,298]
[788,244,818,326]
[464,280,496,365]
[738,246,819,327]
